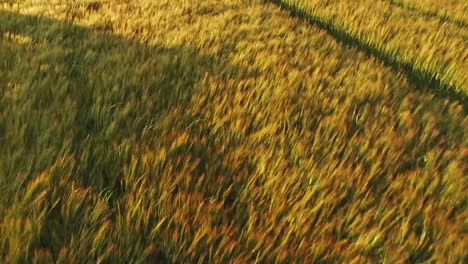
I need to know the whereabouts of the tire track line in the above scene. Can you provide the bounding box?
[270,0,468,111]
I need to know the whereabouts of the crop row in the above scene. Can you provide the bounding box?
[272,0,468,105]
[1,0,466,262]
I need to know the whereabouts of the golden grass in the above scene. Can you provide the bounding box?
[0,0,467,262]
[387,0,468,25]
[277,0,468,97]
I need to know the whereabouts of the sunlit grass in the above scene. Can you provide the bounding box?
[385,0,468,26]
[276,0,468,98]
[0,0,466,262]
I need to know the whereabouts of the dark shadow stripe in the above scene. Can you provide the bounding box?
[270,0,468,112]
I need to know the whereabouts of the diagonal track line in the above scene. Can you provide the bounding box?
[270,0,468,111]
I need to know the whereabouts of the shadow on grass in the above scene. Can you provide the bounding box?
[0,9,250,262]
[0,8,246,183]
[270,0,468,112]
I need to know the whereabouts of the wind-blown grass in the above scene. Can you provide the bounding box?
[385,0,468,27]
[272,0,468,105]
[1,0,467,262]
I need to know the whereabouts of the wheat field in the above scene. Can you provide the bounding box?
[0,0,466,263]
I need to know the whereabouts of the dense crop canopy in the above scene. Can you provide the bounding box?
[277,0,468,98]
[0,0,466,262]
